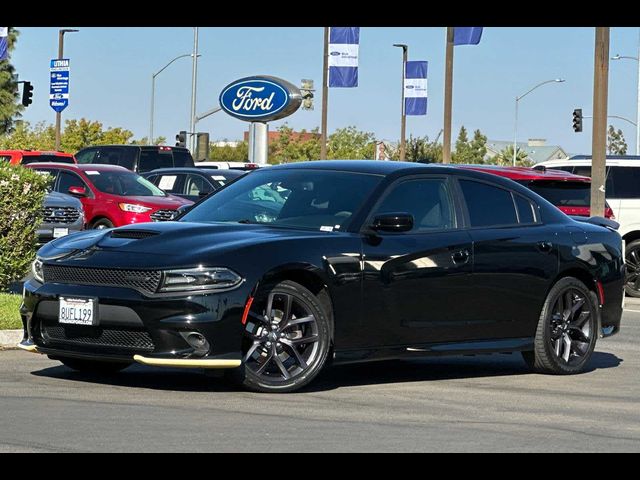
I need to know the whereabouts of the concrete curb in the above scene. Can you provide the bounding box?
[0,330,23,349]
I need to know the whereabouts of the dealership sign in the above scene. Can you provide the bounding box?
[219,76,302,122]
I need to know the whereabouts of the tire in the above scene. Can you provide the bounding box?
[522,277,598,375]
[91,218,114,230]
[624,239,640,297]
[228,280,332,393]
[58,357,132,374]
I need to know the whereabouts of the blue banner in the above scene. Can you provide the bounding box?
[453,27,483,46]
[404,61,428,116]
[328,27,360,88]
[50,58,70,113]
[0,27,8,61]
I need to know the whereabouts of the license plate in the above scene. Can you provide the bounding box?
[53,228,69,238]
[59,297,97,326]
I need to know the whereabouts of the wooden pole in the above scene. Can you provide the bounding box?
[321,27,329,160]
[442,27,454,164]
[590,27,610,218]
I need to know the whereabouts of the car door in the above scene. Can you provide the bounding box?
[359,175,475,348]
[457,177,559,340]
[153,173,187,198]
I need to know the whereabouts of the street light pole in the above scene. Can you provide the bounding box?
[189,27,199,152]
[513,78,565,166]
[611,33,640,155]
[54,28,78,151]
[149,53,193,146]
[393,44,408,161]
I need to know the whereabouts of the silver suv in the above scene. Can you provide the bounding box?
[38,192,84,246]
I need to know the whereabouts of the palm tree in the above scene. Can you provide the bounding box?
[493,145,532,167]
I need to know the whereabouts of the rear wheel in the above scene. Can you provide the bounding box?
[58,357,131,374]
[624,239,640,297]
[522,277,597,374]
[91,218,114,230]
[228,280,332,393]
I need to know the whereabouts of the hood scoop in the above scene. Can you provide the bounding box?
[110,230,160,240]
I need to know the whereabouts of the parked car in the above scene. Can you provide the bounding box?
[20,161,623,393]
[142,167,246,202]
[25,163,192,229]
[459,165,615,219]
[37,192,84,246]
[75,145,194,174]
[195,161,261,171]
[0,150,76,165]
[535,156,640,296]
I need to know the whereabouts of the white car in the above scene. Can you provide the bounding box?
[194,161,263,170]
[535,156,640,296]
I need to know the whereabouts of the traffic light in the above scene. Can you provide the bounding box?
[300,79,315,111]
[572,108,583,133]
[22,81,34,107]
[175,131,187,148]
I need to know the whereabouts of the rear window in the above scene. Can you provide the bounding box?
[173,150,194,167]
[97,147,137,171]
[520,180,590,207]
[139,150,173,172]
[21,155,75,165]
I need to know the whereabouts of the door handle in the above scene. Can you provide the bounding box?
[537,241,553,253]
[451,249,470,265]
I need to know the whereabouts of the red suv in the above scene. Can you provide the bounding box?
[1,150,76,165]
[459,165,615,219]
[25,163,192,229]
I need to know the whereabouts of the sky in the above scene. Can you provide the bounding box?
[9,26,640,155]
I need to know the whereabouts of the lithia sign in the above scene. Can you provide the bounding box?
[219,76,302,122]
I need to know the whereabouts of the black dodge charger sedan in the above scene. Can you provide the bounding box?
[19,161,624,393]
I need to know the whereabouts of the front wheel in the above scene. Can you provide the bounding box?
[91,218,114,230]
[522,277,598,375]
[228,280,332,393]
[58,357,132,374]
[624,239,640,297]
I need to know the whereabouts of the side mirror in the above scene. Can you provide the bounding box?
[370,213,414,233]
[198,191,210,198]
[68,186,87,197]
[175,204,193,218]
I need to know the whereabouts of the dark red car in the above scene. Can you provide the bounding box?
[25,163,192,229]
[459,165,615,219]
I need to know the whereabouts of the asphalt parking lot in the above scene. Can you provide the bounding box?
[1,307,639,452]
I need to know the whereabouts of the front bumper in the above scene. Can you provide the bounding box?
[37,222,84,247]
[20,279,247,366]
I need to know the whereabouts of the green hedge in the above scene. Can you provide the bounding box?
[0,163,50,291]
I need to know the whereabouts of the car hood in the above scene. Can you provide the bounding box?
[44,191,83,208]
[102,194,192,209]
[40,221,336,262]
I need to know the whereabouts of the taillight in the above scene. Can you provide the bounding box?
[605,207,615,219]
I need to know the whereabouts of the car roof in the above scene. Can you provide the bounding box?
[26,163,130,172]
[142,167,246,178]
[0,150,74,157]
[267,160,440,175]
[77,145,189,151]
[143,167,211,175]
[457,164,591,182]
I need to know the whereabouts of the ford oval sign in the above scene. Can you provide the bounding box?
[219,76,302,122]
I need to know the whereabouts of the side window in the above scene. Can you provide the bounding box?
[514,194,536,224]
[139,150,173,172]
[185,175,213,197]
[145,175,158,185]
[552,166,575,174]
[76,148,98,164]
[96,147,135,170]
[155,174,185,194]
[57,171,88,194]
[0,155,11,163]
[459,180,518,227]
[31,168,59,190]
[373,178,454,232]
[606,166,640,198]
[572,166,592,177]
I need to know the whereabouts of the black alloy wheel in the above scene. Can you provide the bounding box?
[522,277,598,375]
[624,239,640,297]
[231,280,331,393]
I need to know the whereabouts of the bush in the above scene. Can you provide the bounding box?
[0,164,50,291]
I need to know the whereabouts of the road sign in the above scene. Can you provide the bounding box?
[50,58,70,113]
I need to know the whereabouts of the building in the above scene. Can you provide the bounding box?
[242,130,320,143]
[485,139,568,164]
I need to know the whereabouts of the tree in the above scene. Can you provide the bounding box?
[469,129,488,164]
[327,126,376,160]
[0,27,23,135]
[387,135,443,163]
[607,125,628,155]
[269,124,320,164]
[132,136,167,146]
[209,141,249,162]
[493,145,531,166]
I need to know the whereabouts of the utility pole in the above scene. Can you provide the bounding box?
[189,27,199,152]
[442,27,454,164]
[321,27,329,159]
[591,27,610,218]
[54,29,78,151]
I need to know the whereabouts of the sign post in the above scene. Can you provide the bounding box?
[49,59,70,113]
[219,76,302,165]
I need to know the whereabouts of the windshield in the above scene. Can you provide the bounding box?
[85,170,166,197]
[181,168,383,231]
[519,180,590,207]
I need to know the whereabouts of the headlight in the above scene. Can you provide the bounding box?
[159,267,243,293]
[32,258,44,283]
[119,203,152,213]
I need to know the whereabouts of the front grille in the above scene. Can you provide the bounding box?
[42,265,162,295]
[43,324,154,352]
[42,206,82,224]
[111,230,159,239]
[150,209,177,222]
